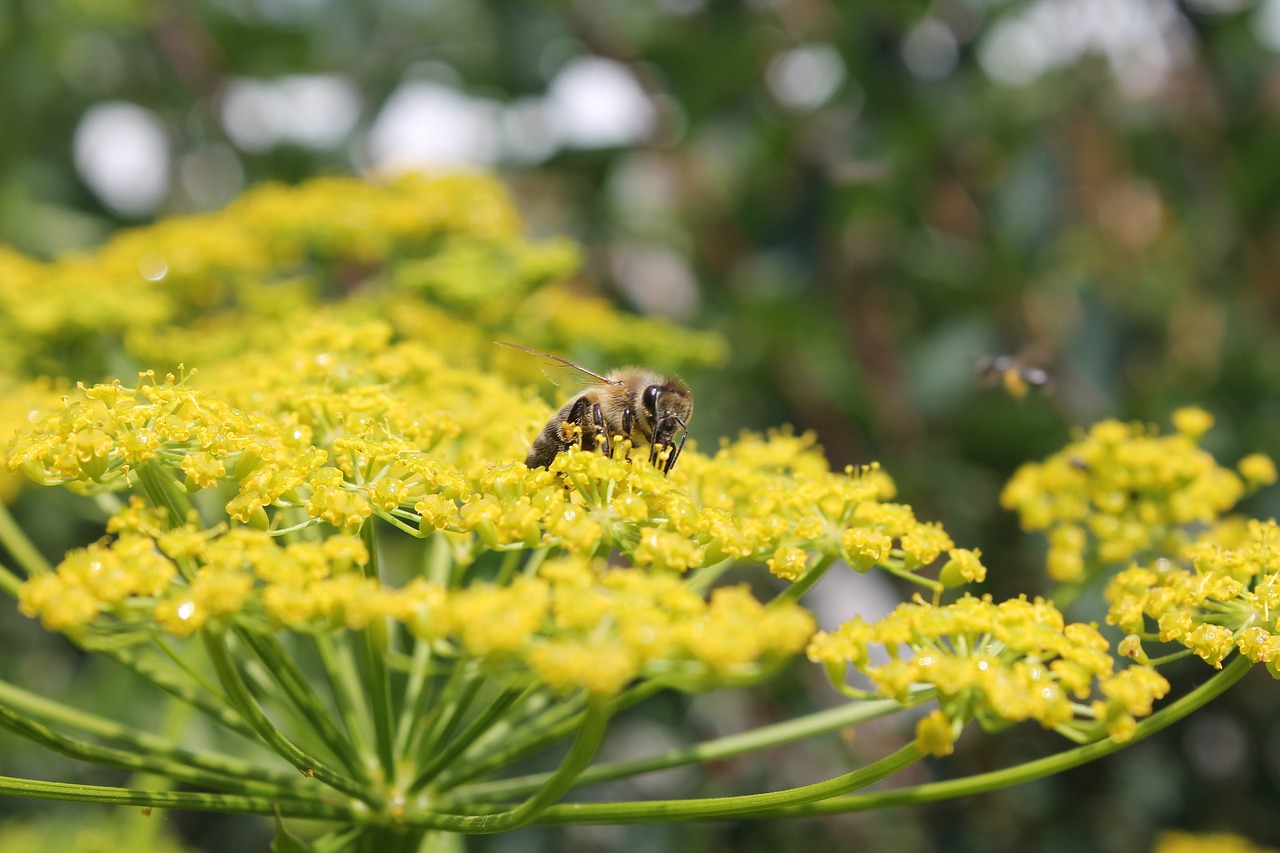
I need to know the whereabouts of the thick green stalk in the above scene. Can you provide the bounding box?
[202,628,375,805]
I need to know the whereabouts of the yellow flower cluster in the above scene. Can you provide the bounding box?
[0,174,725,429]
[1001,409,1275,582]
[17,510,813,695]
[7,368,972,599]
[807,594,1170,754]
[1,173,983,701]
[1107,519,1280,672]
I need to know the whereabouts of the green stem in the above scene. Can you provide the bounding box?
[416,677,483,766]
[360,520,397,781]
[0,679,309,793]
[683,558,733,595]
[493,550,522,585]
[237,629,369,782]
[438,681,661,790]
[393,635,434,756]
[756,653,1254,817]
[0,559,24,598]
[151,634,226,700]
[771,553,837,605]
[135,460,194,528]
[0,700,303,798]
[408,686,531,794]
[107,648,261,742]
[1145,648,1195,667]
[405,657,468,761]
[425,533,452,586]
[313,632,375,771]
[529,654,1253,825]
[0,774,353,819]
[455,741,922,825]
[0,500,53,578]
[201,629,375,805]
[451,691,931,803]
[411,697,611,833]
[878,560,942,593]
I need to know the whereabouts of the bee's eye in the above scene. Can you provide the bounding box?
[642,385,660,416]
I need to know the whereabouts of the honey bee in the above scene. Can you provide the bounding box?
[977,355,1052,401]
[497,342,693,473]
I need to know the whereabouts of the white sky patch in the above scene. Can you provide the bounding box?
[978,0,1192,97]
[544,56,656,148]
[73,101,170,217]
[220,74,361,152]
[766,43,846,111]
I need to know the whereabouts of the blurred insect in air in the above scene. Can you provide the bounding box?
[497,342,693,474]
[977,355,1053,401]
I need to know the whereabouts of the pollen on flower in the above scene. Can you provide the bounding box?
[1171,407,1214,438]
[1238,453,1277,487]
[767,546,809,581]
[915,709,957,757]
[1002,412,1263,585]
[938,548,986,587]
[450,577,550,656]
[528,640,639,695]
[808,593,1163,739]
[1104,520,1280,673]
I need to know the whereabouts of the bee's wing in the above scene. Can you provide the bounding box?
[495,342,620,388]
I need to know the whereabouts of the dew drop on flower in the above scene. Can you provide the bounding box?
[177,601,196,621]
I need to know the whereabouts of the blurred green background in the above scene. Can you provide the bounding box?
[4,0,1280,850]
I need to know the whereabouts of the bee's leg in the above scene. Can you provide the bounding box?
[665,429,688,474]
[621,407,634,460]
[592,402,612,457]
[564,397,589,453]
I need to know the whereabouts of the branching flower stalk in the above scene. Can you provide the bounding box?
[0,174,1274,849]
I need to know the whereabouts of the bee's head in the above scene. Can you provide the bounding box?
[643,379,692,472]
